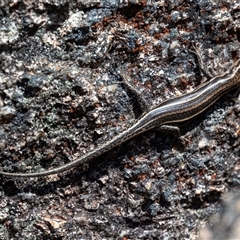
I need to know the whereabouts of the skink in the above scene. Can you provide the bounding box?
[1,58,240,177]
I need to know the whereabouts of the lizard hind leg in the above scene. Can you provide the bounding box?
[154,125,180,138]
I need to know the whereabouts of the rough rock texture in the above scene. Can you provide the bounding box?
[0,0,239,239]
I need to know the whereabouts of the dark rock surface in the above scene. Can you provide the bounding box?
[0,1,239,239]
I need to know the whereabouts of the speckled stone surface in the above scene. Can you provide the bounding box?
[0,1,239,239]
